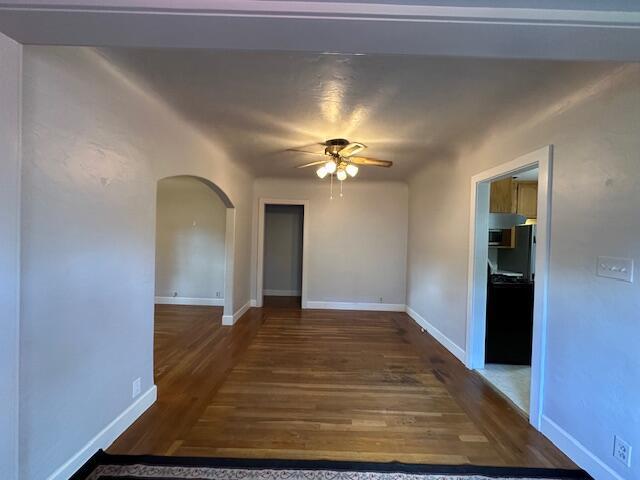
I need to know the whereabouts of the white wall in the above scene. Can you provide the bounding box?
[263,205,303,295]
[155,177,226,301]
[253,178,408,307]
[20,46,253,480]
[407,64,640,480]
[0,32,21,480]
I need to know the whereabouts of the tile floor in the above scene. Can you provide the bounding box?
[478,364,531,414]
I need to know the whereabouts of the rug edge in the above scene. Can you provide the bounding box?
[71,451,591,480]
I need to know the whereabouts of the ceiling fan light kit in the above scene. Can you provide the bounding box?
[325,158,337,174]
[290,138,393,198]
[316,166,328,179]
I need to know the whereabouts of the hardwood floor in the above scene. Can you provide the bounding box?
[109,302,575,469]
[263,295,301,308]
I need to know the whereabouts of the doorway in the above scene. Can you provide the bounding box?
[256,199,309,309]
[466,146,552,429]
[262,204,304,308]
[154,175,236,323]
[479,166,538,414]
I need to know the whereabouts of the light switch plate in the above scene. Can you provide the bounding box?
[597,256,634,283]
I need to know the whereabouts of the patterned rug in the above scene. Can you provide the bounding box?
[72,451,591,480]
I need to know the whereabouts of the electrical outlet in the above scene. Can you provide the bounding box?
[216,291,221,298]
[132,378,141,399]
[379,297,383,303]
[614,435,632,467]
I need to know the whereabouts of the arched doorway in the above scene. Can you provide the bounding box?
[155,175,235,322]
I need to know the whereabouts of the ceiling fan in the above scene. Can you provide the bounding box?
[288,138,393,181]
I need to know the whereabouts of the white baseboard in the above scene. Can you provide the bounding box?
[263,289,301,296]
[305,301,405,312]
[541,415,624,480]
[222,300,252,326]
[405,305,466,364]
[155,296,224,306]
[47,385,157,480]
[250,299,257,307]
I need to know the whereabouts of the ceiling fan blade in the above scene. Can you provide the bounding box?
[286,149,326,157]
[350,156,393,167]
[286,142,326,155]
[338,142,366,158]
[296,160,328,169]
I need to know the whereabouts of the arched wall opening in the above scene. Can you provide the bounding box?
[154,175,236,321]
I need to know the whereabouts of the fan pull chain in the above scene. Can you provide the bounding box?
[340,179,344,198]
[330,174,334,200]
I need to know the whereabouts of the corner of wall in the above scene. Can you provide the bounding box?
[0,31,22,480]
[405,305,467,364]
[47,386,157,480]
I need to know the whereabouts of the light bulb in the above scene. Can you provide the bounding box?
[336,169,347,181]
[346,163,358,177]
[325,159,337,174]
[316,166,328,179]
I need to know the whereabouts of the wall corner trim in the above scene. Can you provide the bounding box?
[154,296,224,306]
[305,301,405,312]
[405,306,466,364]
[541,415,624,480]
[47,385,157,480]
[222,300,252,326]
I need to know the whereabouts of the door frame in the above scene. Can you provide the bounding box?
[465,145,553,429]
[256,198,309,308]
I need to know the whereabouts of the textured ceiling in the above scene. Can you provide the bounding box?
[100,49,611,180]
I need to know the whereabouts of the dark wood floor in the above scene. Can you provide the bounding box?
[109,299,575,468]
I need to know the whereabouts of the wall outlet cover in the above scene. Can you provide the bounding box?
[614,435,632,467]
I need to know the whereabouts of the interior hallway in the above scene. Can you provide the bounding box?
[109,303,575,469]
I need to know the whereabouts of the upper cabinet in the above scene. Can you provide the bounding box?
[515,181,537,219]
[489,178,537,218]
[489,178,515,214]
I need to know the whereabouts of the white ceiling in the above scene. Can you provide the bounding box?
[100,49,612,180]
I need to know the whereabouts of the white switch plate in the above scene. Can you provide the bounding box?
[597,256,634,283]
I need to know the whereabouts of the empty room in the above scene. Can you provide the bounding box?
[0,3,638,480]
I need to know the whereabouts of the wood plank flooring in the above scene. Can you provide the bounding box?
[109,301,575,469]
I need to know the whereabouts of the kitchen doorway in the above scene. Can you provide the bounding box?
[465,146,552,430]
[481,165,537,414]
[256,199,309,309]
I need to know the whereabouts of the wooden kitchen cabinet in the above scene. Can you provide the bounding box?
[489,178,514,213]
[489,178,537,219]
[515,181,538,219]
